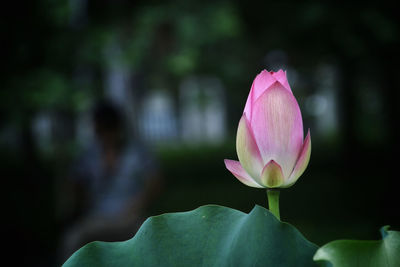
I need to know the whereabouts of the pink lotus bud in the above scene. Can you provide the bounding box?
[224,70,311,188]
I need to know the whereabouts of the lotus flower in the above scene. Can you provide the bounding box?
[224,70,311,188]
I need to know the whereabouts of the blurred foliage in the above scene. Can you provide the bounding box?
[2,0,398,127]
[1,0,399,266]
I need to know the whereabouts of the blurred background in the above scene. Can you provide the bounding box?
[1,0,399,266]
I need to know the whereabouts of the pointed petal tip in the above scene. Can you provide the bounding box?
[261,160,285,188]
[244,70,272,119]
[284,130,311,187]
[245,70,290,117]
[272,71,291,92]
[254,70,274,85]
[224,159,264,188]
[302,129,311,149]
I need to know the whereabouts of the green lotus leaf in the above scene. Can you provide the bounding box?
[314,226,400,267]
[64,205,318,267]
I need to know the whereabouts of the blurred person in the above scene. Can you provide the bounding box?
[58,100,162,263]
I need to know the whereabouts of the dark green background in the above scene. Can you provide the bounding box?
[1,0,399,266]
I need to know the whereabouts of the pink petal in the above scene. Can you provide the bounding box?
[260,160,284,188]
[251,81,304,178]
[285,129,311,187]
[244,70,276,121]
[236,115,264,183]
[224,159,264,188]
[272,70,291,92]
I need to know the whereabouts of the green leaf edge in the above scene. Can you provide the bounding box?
[63,204,319,266]
[313,225,400,267]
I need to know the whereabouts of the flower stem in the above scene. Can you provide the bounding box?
[267,189,280,220]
